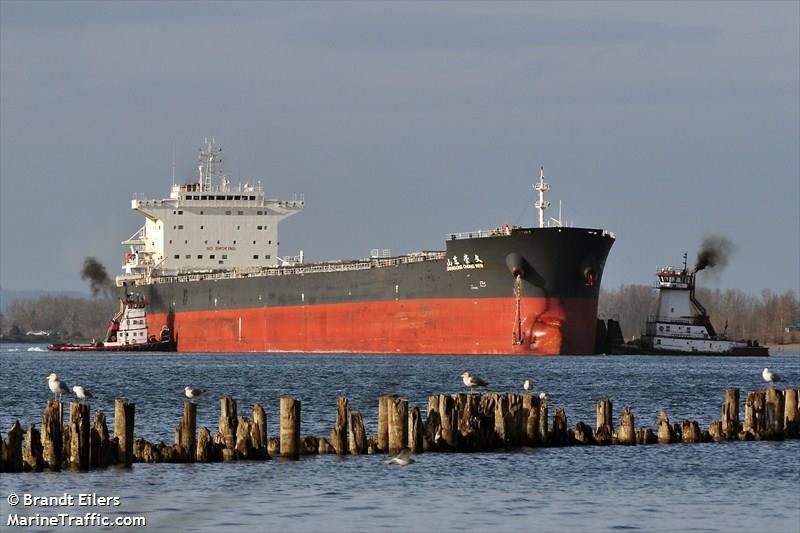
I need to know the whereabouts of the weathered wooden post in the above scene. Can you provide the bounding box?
[494,393,510,444]
[42,401,63,469]
[765,388,785,435]
[538,400,549,445]
[388,397,408,454]
[6,421,23,472]
[721,389,740,439]
[196,427,213,462]
[408,406,423,453]
[617,407,636,445]
[279,396,301,459]
[574,421,593,445]
[784,388,799,438]
[636,427,657,444]
[523,395,540,445]
[439,394,457,449]
[114,399,135,466]
[657,410,675,444]
[331,397,349,455]
[551,408,568,446]
[23,424,44,472]
[743,391,766,438]
[69,402,90,470]
[175,401,197,462]
[219,396,238,461]
[595,399,613,445]
[348,411,368,455]
[252,404,268,459]
[235,416,254,458]
[681,420,701,443]
[378,395,395,452]
[90,411,113,468]
[708,421,724,442]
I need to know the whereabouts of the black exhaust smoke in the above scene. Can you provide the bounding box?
[694,235,734,273]
[81,257,113,297]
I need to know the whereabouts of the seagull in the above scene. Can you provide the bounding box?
[539,391,549,401]
[385,447,415,466]
[47,373,70,401]
[762,368,781,386]
[184,386,208,400]
[523,379,531,392]
[72,385,94,401]
[460,372,488,389]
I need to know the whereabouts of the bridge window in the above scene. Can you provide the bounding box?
[178,211,183,215]
[257,226,262,230]
[253,255,259,259]
[222,255,228,259]
[185,254,190,259]
[178,225,184,230]
[209,255,215,259]
[257,211,263,215]
[238,211,243,215]
[173,254,179,259]
[197,255,203,259]
[225,211,231,215]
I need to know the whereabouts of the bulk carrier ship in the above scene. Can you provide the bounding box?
[116,140,615,354]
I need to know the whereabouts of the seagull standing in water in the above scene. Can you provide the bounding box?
[762,368,781,387]
[72,385,94,401]
[184,386,208,400]
[47,373,70,401]
[460,372,488,390]
[385,447,415,466]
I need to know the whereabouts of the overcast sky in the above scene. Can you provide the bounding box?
[1,1,798,296]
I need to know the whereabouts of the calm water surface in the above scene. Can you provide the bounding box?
[1,345,798,532]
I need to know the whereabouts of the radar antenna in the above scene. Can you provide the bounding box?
[534,167,551,228]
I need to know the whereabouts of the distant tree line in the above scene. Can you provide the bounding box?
[0,296,116,341]
[599,285,800,345]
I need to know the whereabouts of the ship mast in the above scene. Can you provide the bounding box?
[198,138,223,192]
[534,166,550,228]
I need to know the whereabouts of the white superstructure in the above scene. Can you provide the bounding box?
[119,140,303,279]
[640,254,754,354]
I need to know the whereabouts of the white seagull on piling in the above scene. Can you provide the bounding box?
[72,385,94,401]
[184,386,208,400]
[385,447,415,466]
[762,368,781,386]
[461,372,488,390]
[523,379,531,392]
[47,373,70,401]
[539,391,549,401]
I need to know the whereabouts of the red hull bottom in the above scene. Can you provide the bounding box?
[148,297,599,355]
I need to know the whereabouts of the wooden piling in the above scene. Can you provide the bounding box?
[331,397,349,455]
[681,420,701,443]
[596,399,613,432]
[494,394,510,444]
[574,421,594,445]
[252,404,268,459]
[219,396,238,460]
[42,401,63,469]
[708,420,724,442]
[175,401,197,462]
[538,400,549,445]
[196,427,215,462]
[524,396,541,445]
[69,402,90,470]
[235,416,254,459]
[113,399,135,466]
[23,424,44,472]
[551,408,568,446]
[378,395,395,452]
[636,427,657,445]
[784,388,799,438]
[279,396,301,459]
[318,438,335,454]
[439,394,457,449]
[388,397,408,454]
[743,391,766,438]
[721,388,740,439]
[408,406,423,453]
[267,437,280,456]
[617,407,636,445]
[348,411,368,455]
[6,421,23,472]
[90,411,113,468]
[765,388,785,435]
[657,411,675,444]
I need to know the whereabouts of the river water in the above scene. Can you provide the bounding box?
[1,345,798,532]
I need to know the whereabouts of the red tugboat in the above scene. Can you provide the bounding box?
[48,293,174,352]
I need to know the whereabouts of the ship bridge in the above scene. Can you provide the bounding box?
[120,140,303,278]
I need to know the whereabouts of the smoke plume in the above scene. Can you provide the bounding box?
[80,257,112,297]
[694,235,735,273]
